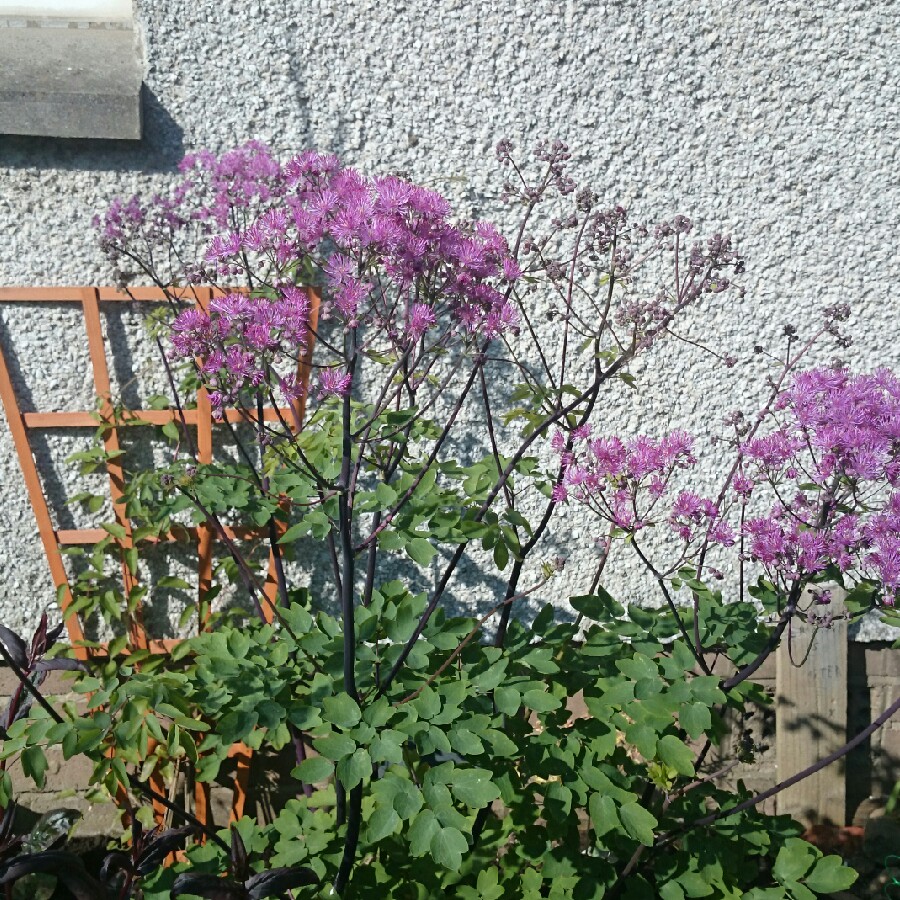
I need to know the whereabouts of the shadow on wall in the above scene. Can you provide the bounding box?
[0,86,183,173]
[0,308,84,531]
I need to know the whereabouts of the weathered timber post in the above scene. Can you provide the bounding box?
[776,588,848,826]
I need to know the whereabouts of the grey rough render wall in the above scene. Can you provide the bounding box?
[0,1,898,637]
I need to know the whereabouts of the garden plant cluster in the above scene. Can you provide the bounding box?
[0,139,896,899]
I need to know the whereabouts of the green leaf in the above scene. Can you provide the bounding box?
[449,768,500,808]
[102,521,127,540]
[158,576,192,590]
[493,687,521,715]
[409,809,440,857]
[173,716,210,732]
[689,676,726,705]
[278,521,310,544]
[676,872,714,898]
[430,825,468,871]
[70,491,105,514]
[367,804,401,842]
[448,728,484,755]
[784,882,816,900]
[377,529,406,551]
[744,890,788,900]
[292,755,333,784]
[517,647,559,674]
[472,660,508,692]
[312,733,356,761]
[804,855,858,894]
[656,735,695,776]
[412,687,441,720]
[588,793,618,838]
[627,604,657,629]
[523,689,561,712]
[619,802,657,846]
[390,777,423,820]
[21,746,48,789]
[773,838,818,884]
[624,723,658,759]
[591,680,635,709]
[123,547,138,575]
[407,538,437,566]
[617,653,658,682]
[660,882,685,900]
[376,772,425,820]
[570,587,624,619]
[336,747,371,790]
[287,706,320,731]
[370,730,406,764]
[472,867,505,900]
[375,482,398,507]
[680,702,712,740]
[531,603,554,634]
[323,694,362,729]
[482,728,518,757]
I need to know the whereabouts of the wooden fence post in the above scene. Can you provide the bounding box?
[776,588,848,826]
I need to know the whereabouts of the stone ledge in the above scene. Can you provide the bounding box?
[0,23,142,139]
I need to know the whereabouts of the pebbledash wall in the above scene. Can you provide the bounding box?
[0,0,899,640]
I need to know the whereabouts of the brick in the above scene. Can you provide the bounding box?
[208,786,235,829]
[0,667,21,694]
[14,791,122,839]
[0,665,86,698]
[7,742,95,793]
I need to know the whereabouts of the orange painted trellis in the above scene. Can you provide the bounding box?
[0,285,320,831]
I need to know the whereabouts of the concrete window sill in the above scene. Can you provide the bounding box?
[0,21,142,140]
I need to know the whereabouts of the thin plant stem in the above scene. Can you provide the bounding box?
[333,327,361,896]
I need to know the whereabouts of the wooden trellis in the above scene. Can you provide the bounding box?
[0,285,320,829]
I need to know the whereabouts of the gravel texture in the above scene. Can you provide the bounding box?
[0,0,897,639]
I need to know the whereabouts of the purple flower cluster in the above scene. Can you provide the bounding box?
[739,368,900,594]
[550,426,733,552]
[270,155,519,341]
[498,139,745,361]
[554,367,900,600]
[169,286,310,411]
[95,142,284,272]
[98,142,522,401]
[180,141,285,230]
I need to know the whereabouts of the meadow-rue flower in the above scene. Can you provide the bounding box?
[318,368,353,398]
